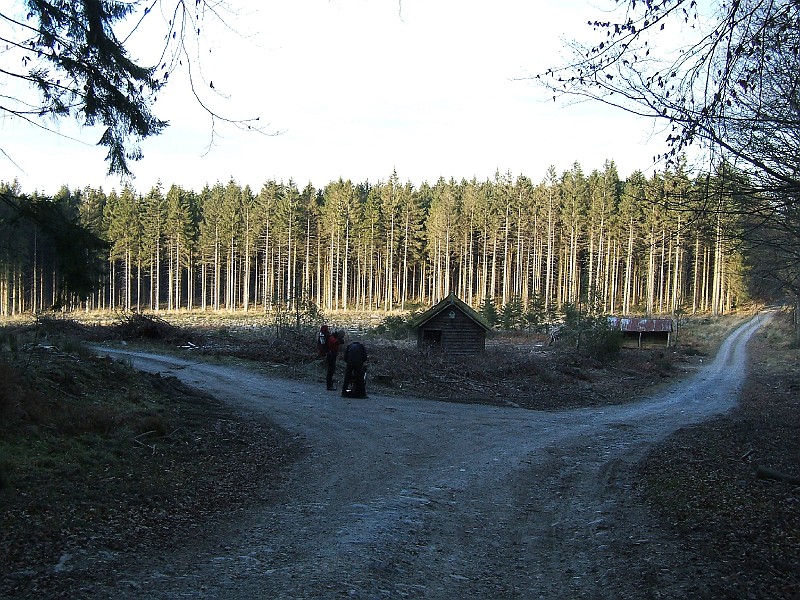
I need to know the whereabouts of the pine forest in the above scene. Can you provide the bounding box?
[0,160,750,319]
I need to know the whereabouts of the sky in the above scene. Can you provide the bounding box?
[0,0,672,196]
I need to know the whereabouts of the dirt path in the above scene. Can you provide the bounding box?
[91,312,771,599]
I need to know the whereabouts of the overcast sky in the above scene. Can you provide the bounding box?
[1,0,670,195]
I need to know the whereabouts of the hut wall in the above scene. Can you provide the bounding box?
[416,308,486,354]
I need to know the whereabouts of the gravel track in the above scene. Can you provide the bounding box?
[91,312,771,599]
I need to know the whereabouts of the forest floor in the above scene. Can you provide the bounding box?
[0,309,798,598]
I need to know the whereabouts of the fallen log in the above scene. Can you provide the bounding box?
[755,465,800,486]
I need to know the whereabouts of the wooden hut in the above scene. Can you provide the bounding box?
[410,292,491,355]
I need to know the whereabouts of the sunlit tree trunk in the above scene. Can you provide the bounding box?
[672,216,682,313]
[263,221,271,309]
[342,220,350,310]
[712,212,724,316]
[544,185,556,311]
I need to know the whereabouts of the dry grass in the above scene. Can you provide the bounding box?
[674,311,755,355]
[0,325,302,598]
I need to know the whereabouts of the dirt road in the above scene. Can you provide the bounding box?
[92,313,770,599]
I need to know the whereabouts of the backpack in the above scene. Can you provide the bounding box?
[346,341,367,364]
[316,330,328,356]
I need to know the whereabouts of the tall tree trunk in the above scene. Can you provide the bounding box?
[502,203,510,306]
[624,217,634,315]
[342,220,350,310]
[263,223,271,310]
[490,234,498,303]
[369,221,375,309]
[545,193,555,311]
[402,206,410,311]
[155,239,161,311]
[712,212,724,316]
[647,222,656,315]
[304,216,311,303]
[692,233,700,314]
[385,213,395,310]
[672,217,682,313]
[243,233,251,312]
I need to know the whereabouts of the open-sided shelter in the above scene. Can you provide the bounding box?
[608,316,674,347]
[410,292,492,354]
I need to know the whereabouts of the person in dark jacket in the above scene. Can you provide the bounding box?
[325,330,343,391]
[341,340,368,398]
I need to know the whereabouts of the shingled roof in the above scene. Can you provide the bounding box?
[410,292,492,331]
[607,316,674,333]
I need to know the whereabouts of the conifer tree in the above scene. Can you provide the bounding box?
[1,1,165,176]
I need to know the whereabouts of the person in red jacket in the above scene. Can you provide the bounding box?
[324,329,343,390]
